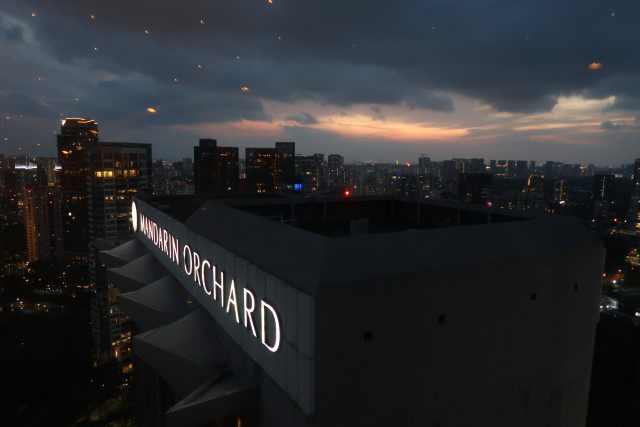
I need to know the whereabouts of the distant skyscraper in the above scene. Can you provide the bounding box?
[295,154,323,193]
[194,139,239,194]
[87,142,152,366]
[465,158,485,174]
[458,173,493,204]
[327,154,345,187]
[418,154,431,176]
[495,160,507,179]
[246,147,279,193]
[23,185,63,263]
[57,118,99,260]
[506,160,517,179]
[515,160,529,179]
[519,172,546,211]
[152,159,168,196]
[593,174,615,202]
[634,158,640,188]
[275,142,295,190]
[554,179,568,204]
[182,157,194,177]
[593,174,615,223]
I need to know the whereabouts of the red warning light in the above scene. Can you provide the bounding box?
[343,189,351,197]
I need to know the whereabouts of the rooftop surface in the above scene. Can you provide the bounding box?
[139,195,601,296]
[148,194,531,237]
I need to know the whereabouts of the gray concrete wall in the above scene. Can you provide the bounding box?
[314,244,603,426]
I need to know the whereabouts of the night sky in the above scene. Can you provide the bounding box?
[1,0,639,164]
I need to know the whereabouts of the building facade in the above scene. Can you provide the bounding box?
[23,185,63,263]
[194,139,239,194]
[104,195,604,426]
[57,118,99,260]
[275,142,296,191]
[88,142,152,366]
[245,148,279,194]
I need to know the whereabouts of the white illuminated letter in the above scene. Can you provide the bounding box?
[201,260,212,295]
[193,252,201,285]
[162,230,169,254]
[212,266,224,306]
[171,237,180,265]
[226,280,240,323]
[243,288,257,337]
[183,245,193,276]
[261,300,281,353]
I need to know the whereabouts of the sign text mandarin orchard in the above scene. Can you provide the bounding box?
[132,203,281,353]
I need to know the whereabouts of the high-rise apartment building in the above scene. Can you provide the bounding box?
[515,160,529,179]
[593,174,615,223]
[245,148,279,193]
[57,118,99,260]
[23,185,63,263]
[458,173,493,204]
[275,142,296,190]
[194,139,239,194]
[327,154,345,187]
[295,155,324,193]
[418,154,431,176]
[87,142,152,366]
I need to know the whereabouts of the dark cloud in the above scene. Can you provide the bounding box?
[0,92,52,117]
[285,112,317,125]
[0,18,23,42]
[7,0,640,116]
[601,118,638,131]
[2,0,640,162]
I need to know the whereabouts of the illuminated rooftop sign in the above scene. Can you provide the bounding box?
[131,201,281,352]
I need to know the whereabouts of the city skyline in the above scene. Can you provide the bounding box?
[2,1,640,164]
[4,2,640,426]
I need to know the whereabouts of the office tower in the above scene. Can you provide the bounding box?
[634,158,640,189]
[327,154,345,187]
[418,154,431,176]
[593,174,615,202]
[88,142,152,366]
[529,160,536,173]
[495,160,507,178]
[519,172,545,211]
[194,139,239,194]
[458,173,493,204]
[312,153,326,187]
[182,157,194,178]
[466,158,485,174]
[506,160,517,179]
[554,179,568,204]
[561,164,581,179]
[4,158,48,219]
[515,161,529,179]
[275,142,296,190]
[593,174,615,223]
[152,159,168,196]
[245,147,279,193]
[295,155,324,193]
[173,161,184,178]
[393,173,420,198]
[23,185,63,263]
[57,118,99,260]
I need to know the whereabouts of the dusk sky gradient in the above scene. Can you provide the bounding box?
[1,0,640,164]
